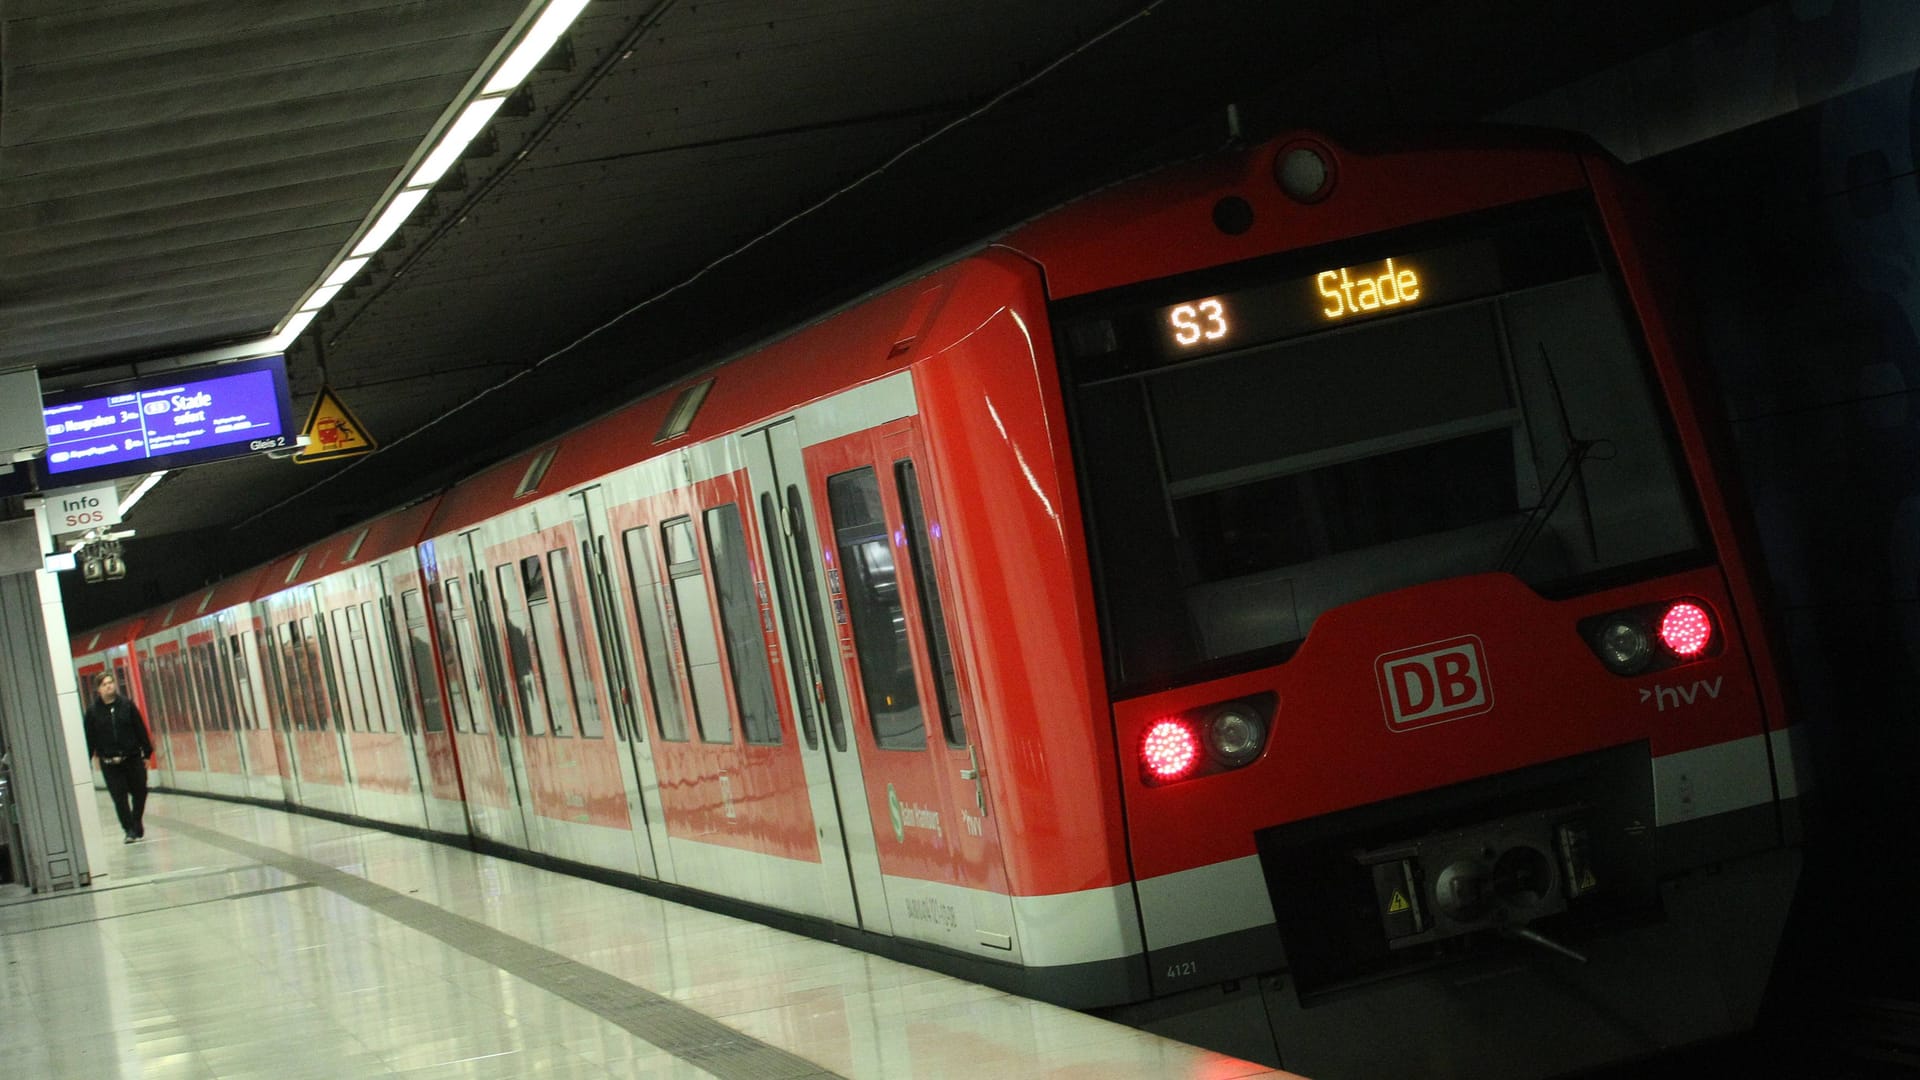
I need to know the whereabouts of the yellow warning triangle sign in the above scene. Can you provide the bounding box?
[1388,890,1411,914]
[292,385,376,463]
[1580,868,1597,890]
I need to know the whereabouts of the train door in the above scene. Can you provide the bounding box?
[371,562,436,827]
[813,419,1018,954]
[743,422,885,930]
[457,530,536,848]
[568,487,666,878]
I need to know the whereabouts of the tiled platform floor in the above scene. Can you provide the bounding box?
[0,793,1295,1079]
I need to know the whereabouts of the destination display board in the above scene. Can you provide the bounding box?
[40,354,294,485]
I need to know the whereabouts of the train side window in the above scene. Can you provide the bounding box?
[278,625,309,730]
[151,656,168,733]
[348,606,392,734]
[621,527,688,742]
[403,590,447,733]
[497,564,548,736]
[761,493,817,750]
[896,460,967,748]
[548,548,605,738]
[368,599,411,734]
[332,609,368,732]
[264,631,294,732]
[446,581,490,735]
[189,644,220,731]
[785,486,848,753]
[304,615,341,732]
[229,635,258,730]
[664,517,735,744]
[180,646,206,730]
[705,503,782,745]
[826,466,927,751]
[522,555,574,737]
[210,639,240,732]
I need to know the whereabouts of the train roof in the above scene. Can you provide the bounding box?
[72,613,145,657]
[258,496,442,596]
[423,259,975,537]
[997,129,1588,300]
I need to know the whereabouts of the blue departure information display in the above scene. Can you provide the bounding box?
[40,354,294,484]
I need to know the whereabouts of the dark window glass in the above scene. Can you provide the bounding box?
[301,616,338,731]
[665,518,734,744]
[762,493,817,750]
[439,581,476,732]
[368,599,410,734]
[333,609,367,732]
[896,461,966,747]
[403,590,446,733]
[548,549,605,739]
[349,606,391,734]
[228,636,257,730]
[622,527,687,742]
[827,467,925,750]
[706,504,782,745]
[787,486,847,753]
[524,554,575,737]
[498,564,546,735]
[277,625,308,731]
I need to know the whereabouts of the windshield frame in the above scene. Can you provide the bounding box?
[1051,193,1716,699]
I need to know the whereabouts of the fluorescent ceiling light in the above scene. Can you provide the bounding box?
[274,310,318,346]
[301,284,345,311]
[323,258,370,288]
[484,0,592,94]
[118,471,167,517]
[411,96,508,188]
[351,188,431,257]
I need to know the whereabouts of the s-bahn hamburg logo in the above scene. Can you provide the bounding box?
[1375,635,1493,731]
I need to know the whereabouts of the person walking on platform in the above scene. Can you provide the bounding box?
[83,673,153,843]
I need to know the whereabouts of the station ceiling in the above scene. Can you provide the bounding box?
[0,0,1769,629]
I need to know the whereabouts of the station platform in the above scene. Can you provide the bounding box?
[1,794,1291,1080]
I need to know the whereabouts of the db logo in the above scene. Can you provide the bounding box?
[1375,635,1493,731]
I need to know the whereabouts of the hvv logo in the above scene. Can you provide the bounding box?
[1376,635,1494,732]
[1640,677,1723,712]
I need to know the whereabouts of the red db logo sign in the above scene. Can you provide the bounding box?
[1376,636,1493,731]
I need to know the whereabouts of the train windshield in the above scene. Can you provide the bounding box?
[1055,200,1708,695]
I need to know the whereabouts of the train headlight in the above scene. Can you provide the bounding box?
[1207,705,1266,767]
[1597,620,1651,675]
[1275,140,1336,203]
[1580,598,1720,676]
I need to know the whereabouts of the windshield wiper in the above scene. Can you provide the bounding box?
[1499,344,1604,575]
[1499,438,1596,574]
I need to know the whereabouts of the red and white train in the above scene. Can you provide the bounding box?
[72,130,1803,1077]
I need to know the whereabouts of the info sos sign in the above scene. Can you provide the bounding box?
[48,482,123,534]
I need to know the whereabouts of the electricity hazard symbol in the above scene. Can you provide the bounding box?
[1387,890,1411,914]
[293,385,377,464]
[1580,868,1597,891]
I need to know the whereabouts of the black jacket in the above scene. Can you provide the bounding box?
[84,696,153,762]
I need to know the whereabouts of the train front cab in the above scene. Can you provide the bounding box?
[1022,134,1804,1075]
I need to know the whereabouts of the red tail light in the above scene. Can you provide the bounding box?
[1143,719,1200,782]
[1659,602,1713,658]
